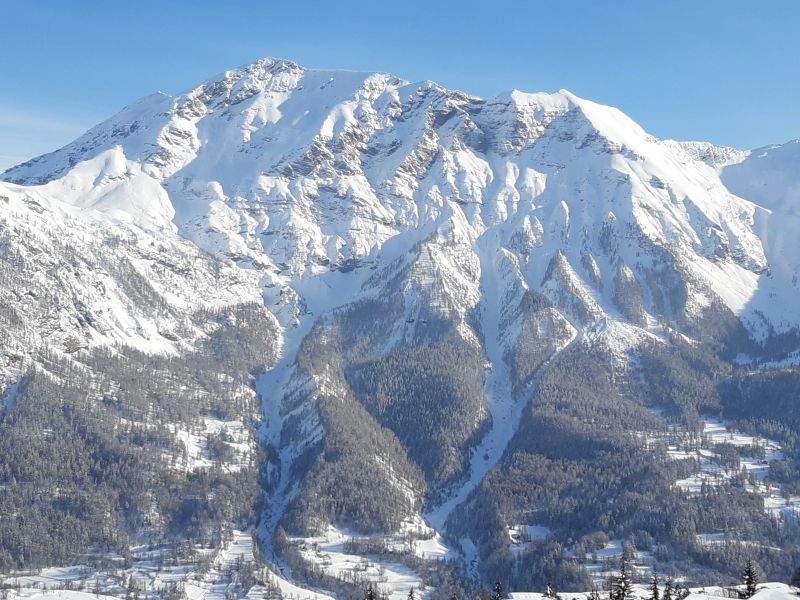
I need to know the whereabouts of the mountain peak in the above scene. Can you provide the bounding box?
[0,57,784,333]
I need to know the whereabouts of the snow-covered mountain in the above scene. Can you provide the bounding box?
[6,58,793,334]
[2,57,800,591]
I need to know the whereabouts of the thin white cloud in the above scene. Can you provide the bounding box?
[0,105,94,134]
[0,105,97,171]
[0,155,32,172]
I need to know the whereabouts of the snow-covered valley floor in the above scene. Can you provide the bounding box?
[1,530,332,600]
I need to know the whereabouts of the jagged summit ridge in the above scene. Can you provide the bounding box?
[1,56,789,336]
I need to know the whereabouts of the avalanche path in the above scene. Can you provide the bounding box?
[425,236,577,533]
[256,316,315,555]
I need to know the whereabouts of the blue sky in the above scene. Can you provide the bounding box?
[1,0,798,171]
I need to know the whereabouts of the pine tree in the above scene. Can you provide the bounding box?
[545,582,559,599]
[590,587,602,600]
[663,579,673,600]
[606,576,617,600]
[743,559,759,598]
[408,588,415,600]
[492,581,504,600]
[365,584,377,600]
[791,565,800,589]
[613,554,633,600]
[650,575,660,600]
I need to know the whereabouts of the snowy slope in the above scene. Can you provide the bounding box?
[3,58,776,337]
[718,140,800,337]
[0,174,267,391]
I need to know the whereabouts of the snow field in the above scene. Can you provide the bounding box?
[2,531,330,600]
[167,417,254,473]
[290,527,431,600]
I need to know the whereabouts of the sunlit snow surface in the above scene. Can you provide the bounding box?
[4,58,794,338]
[277,516,452,600]
[292,527,428,600]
